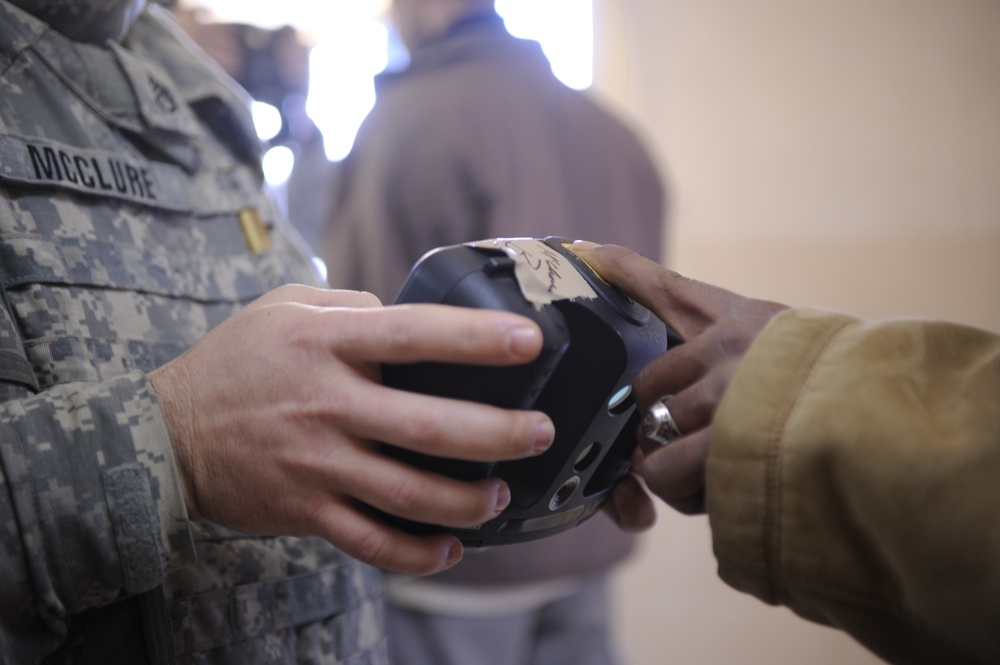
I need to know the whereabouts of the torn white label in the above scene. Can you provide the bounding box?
[467,238,597,309]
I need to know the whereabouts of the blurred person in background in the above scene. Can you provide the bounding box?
[172,4,331,252]
[320,1,667,664]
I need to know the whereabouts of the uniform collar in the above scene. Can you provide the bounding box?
[2,1,195,137]
[3,0,146,45]
[0,1,260,168]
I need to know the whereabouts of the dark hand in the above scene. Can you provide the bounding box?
[569,243,788,514]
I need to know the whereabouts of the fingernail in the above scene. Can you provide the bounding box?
[493,483,510,515]
[506,326,540,356]
[566,240,599,252]
[494,482,511,515]
[534,419,555,454]
[444,540,463,569]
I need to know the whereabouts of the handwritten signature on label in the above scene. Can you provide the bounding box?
[468,238,597,309]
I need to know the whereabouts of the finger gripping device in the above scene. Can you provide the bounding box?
[376,237,681,546]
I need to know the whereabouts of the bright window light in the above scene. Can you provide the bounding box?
[251,101,283,142]
[303,2,593,162]
[307,20,389,161]
[188,0,389,42]
[262,145,296,186]
[496,0,593,90]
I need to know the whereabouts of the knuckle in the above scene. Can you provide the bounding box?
[383,473,427,514]
[352,527,396,569]
[404,409,449,451]
[380,309,420,351]
[354,290,382,308]
[292,496,327,536]
[454,486,497,526]
[632,365,657,403]
[322,386,360,424]
[282,318,315,351]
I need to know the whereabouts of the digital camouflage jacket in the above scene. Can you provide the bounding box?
[0,2,387,663]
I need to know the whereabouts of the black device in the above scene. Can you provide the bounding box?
[375,237,681,546]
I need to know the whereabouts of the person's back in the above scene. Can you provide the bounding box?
[320,3,666,664]
[322,7,665,301]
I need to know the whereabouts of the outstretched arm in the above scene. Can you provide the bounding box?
[569,241,1000,665]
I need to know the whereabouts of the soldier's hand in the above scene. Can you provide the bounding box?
[569,243,788,515]
[149,284,554,576]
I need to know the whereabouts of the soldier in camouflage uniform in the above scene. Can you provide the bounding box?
[0,1,596,662]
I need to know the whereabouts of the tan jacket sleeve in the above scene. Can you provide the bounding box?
[707,308,1000,665]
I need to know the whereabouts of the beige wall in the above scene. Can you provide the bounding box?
[591,1,1000,663]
